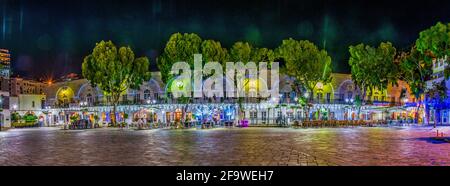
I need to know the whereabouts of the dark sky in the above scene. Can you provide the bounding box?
[1,0,450,79]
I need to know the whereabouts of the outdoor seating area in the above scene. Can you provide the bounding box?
[65,119,97,130]
[292,120,389,128]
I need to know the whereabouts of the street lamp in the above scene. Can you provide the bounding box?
[303,92,309,98]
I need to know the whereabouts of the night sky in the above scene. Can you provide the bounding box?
[1,0,450,80]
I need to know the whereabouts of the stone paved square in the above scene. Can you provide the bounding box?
[1,127,449,166]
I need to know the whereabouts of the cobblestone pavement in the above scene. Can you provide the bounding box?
[0,126,449,166]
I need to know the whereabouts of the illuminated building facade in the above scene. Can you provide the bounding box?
[0,49,10,128]
[22,72,413,127]
[425,57,450,125]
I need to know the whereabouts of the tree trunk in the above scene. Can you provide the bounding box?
[425,99,430,126]
[111,103,117,127]
[306,88,314,121]
[415,97,421,125]
[110,93,120,127]
[357,88,367,120]
[434,109,437,128]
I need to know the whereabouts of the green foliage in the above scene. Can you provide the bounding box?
[416,22,450,59]
[156,53,173,84]
[11,112,21,122]
[163,33,202,66]
[416,22,450,78]
[251,47,275,64]
[348,42,397,98]
[397,47,433,100]
[159,33,231,83]
[230,42,253,64]
[123,113,129,119]
[276,38,332,93]
[157,33,202,83]
[298,96,307,107]
[230,41,275,65]
[70,115,79,123]
[82,40,151,106]
[23,113,37,123]
[426,81,447,102]
[12,122,37,128]
[201,39,229,64]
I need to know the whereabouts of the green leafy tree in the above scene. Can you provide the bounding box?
[156,53,172,84]
[276,39,332,99]
[229,42,276,121]
[348,42,397,119]
[157,33,202,83]
[416,22,450,78]
[276,38,332,120]
[230,42,253,64]
[82,40,151,126]
[251,47,275,64]
[159,34,231,122]
[11,112,21,122]
[201,39,229,65]
[397,47,433,123]
[229,41,253,120]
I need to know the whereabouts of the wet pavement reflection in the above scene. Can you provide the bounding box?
[0,127,449,166]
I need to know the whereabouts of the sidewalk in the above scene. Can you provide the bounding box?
[0,127,11,132]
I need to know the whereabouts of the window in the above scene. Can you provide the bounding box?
[317,93,323,100]
[261,111,267,120]
[86,93,93,104]
[287,112,293,119]
[122,95,128,102]
[144,89,151,100]
[347,91,353,99]
[443,111,448,123]
[250,111,257,119]
[134,93,140,103]
[326,93,331,103]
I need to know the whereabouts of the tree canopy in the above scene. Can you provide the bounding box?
[348,42,397,100]
[230,42,253,64]
[397,46,432,100]
[201,39,229,64]
[276,38,332,94]
[82,40,151,123]
[416,22,450,78]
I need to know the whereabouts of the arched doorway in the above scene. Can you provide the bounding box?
[56,86,75,107]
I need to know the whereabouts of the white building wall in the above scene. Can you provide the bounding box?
[0,91,11,128]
